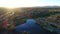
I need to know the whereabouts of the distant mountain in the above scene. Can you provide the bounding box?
[44,6,60,8]
[38,6,60,8]
[0,6,60,8]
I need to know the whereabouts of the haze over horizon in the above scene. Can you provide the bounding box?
[0,0,60,8]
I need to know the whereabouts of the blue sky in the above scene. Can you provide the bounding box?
[38,0,60,6]
[0,0,60,8]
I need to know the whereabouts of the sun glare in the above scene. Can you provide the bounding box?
[4,7,17,9]
[0,0,41,8]
[0,0,19,9]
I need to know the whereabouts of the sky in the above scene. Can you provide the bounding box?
[0,0,60,8]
